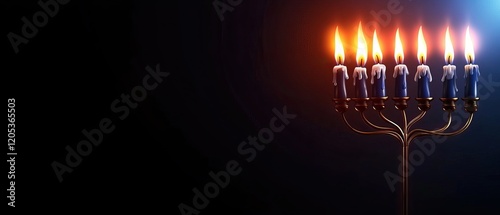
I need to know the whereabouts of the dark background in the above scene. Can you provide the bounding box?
[3,0,499,214]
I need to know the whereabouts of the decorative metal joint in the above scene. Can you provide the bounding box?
[333,98,351,113]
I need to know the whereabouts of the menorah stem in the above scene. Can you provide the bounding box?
[402,144,409,215]
[401,110,409,215]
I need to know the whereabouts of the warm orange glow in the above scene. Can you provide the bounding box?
[335,26,345,65]
[465,26,475,64]
[445,27,454,64]
[394,28,404,64]
[372,30,383,64]
[356,22,368,66]
[417,26,427,64]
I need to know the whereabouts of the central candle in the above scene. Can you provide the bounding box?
[353,23,368,98]
[415,26,432,99]
[393,29,409,98]
[371,30,387,97]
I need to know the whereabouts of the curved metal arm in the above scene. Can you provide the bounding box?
[408,113,474,143]
[361,112,396,130]
[378,111,404,137]
[342,113,403,142]
[408,111,426,130]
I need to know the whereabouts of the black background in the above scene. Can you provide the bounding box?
[3,0,500,214]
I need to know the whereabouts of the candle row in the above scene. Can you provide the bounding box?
[333,24,480,100]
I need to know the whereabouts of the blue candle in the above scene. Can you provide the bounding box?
[353,22,368,98]
[415,27,432,99]
[371,64,386,97]
[371,30,386,97]
[464,27,480,99]
[464,64,479,98]
[333,27,349,99]
[354,67,368,98]
[442,65,457,98]
[442,27,458,98]
[415,65,432,98]
[333,65,349,98]
[393,29,408,98]
[394,64,409,97]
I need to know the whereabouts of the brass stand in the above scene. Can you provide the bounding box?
[333,96,476,215]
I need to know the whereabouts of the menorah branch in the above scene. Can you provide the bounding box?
[341,113,402,141]
[378,111,404,137]
[408,113,474,143]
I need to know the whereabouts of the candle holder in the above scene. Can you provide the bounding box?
[333,96,476,215]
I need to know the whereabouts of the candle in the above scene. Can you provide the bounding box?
[333,26,349,99]
[393,29,409,98]
[414,26,432,98]
[353,23,368,98]
[442,27,458,98]
[464,26,480,99]
[371,30,387,97]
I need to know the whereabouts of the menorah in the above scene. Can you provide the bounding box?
[333,94,478,215]
[331,24,479,215]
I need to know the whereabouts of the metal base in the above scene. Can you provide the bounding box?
[371,97,388,110]
[352,98,370,112]
[393,97,410,110]
[440,98,459,112]
[333,98,351,113]
[415,97,433,111]
[463,97,479,113]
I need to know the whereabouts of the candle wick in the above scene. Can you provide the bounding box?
[420,56,424,65]
[447,55,451,65]
[376,56,380,64]
[468,55,473,64]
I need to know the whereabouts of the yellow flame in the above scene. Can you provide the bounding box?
[372,30,383,64]
[417,26,427,64]
[334,26,345,64]
[465,26,475,64]
[394,28,404,64]
[444,27,454,64]
[356,22,368,66]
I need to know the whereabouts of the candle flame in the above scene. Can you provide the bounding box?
[417,26,427,64]
[445,27,454,64]
[372,30,383,64]
[334,26,345,65]
[465,26,475,64]
[356,22,367,67]
[394,28,404,64]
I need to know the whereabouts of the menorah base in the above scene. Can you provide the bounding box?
[371,97,388,110]
[333,98,351,113]
[463,97,480,113]
[440,98,459,112]
[416,97,433,111]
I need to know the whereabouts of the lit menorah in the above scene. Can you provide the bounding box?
[331,24,479,215]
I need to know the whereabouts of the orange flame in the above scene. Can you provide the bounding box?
[465,26,475,64]
[334,26,345,65]
[372,30,383,64]
[356,22,367,66]
[417,26,427,64]
[394,28,404,64]
[444,27,454,64]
